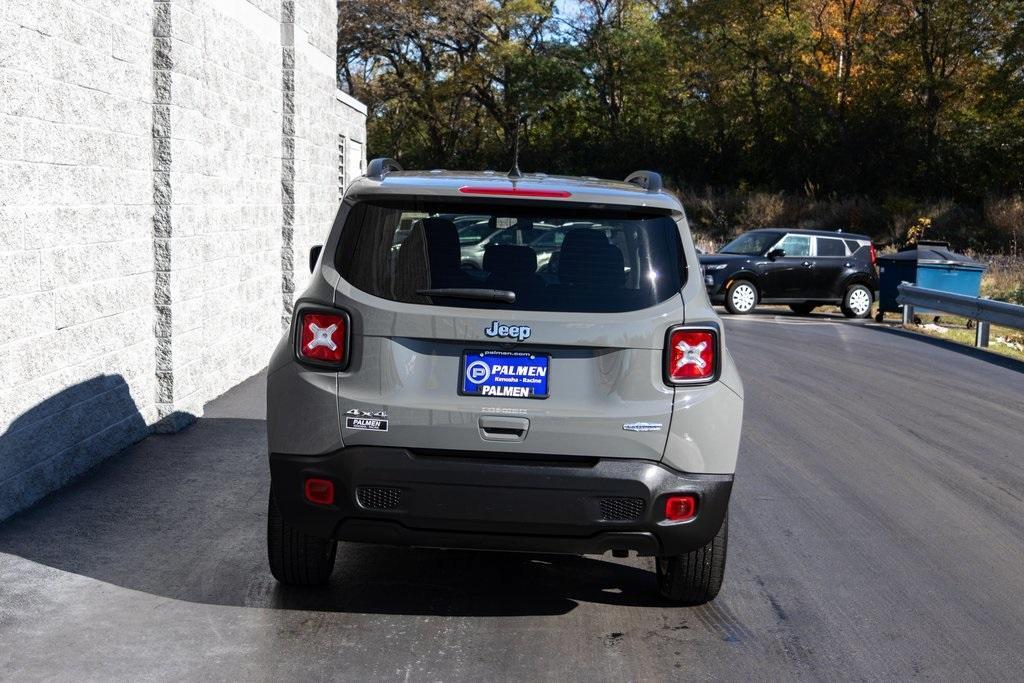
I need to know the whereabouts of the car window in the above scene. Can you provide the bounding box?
[530,228,567,248]
[720,231,782,255]
[844,239,862,253]
[457,222,494,244]
[816,237,847,257]
[488,229,523,246]
[452,215,489,228]
[336,199,685,313]
[775,234,811,257]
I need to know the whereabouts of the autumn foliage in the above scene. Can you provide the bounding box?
[339,0,1024,249]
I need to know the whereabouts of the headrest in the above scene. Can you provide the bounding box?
[559,229,625,287]
[419,217,460,269]
[483,244,537,276]
[395,217,462,295]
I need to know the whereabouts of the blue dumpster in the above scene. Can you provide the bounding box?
[876,240,986,318]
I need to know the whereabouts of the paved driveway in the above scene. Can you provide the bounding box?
[2,314,1022,680]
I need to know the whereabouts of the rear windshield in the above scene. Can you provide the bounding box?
[335,199,685,313]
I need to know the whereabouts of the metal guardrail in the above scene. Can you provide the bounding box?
[896,282,1024,347]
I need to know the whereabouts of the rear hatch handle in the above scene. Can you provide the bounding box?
[478,416,530,442]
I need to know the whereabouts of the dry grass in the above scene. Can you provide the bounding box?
[978,256,1024,305]
[983,195,1023,258]
[676,186,1022,254]
[680,186,1024,305]
[679,187,891,243]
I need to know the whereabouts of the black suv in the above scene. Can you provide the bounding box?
[700,229,878,317]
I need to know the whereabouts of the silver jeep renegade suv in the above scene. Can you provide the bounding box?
[266,159,744,604]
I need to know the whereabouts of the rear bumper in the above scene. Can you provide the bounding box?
[270,447,733,557]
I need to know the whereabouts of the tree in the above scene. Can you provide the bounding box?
[337,0,1024,201]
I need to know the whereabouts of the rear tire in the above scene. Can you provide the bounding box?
[841,284,873,319]
[267,490,337,585]
[788,303,816,315]
[723,280,757,315]
[656,513,728,605]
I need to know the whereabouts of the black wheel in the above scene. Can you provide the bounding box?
[874,311,884,323]
[656,513,728,605]
[723,280,757,315]
[267,490,337,585]
[841,283,873,318]
[788,303,816,316]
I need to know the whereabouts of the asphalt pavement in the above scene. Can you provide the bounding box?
[1,311,1022,680]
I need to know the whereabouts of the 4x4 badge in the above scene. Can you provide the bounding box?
[623,422,663,432]
[345,408,388,432]
[346,409,387,418]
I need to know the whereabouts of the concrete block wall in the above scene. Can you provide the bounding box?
[0,0,365,521]
[156,0,285,420]
[283,0,343,313]
[1,0,157,518]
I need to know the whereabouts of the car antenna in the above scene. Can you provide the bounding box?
[507,113,530,180]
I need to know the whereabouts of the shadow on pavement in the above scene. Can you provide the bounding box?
[268,546,663,616]
[0,399,666,617]
[715,305,869,323]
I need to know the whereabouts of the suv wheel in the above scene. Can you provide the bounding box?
[656,513,728,605]
[724,280,757,315]
[789,303,816,315]
[267,490,337,585]
[841,284,873,319]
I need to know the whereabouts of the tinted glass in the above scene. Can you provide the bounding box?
[530,228,568,248]
[776,234,811,257]
[457,222,493,244]
[336,199,685,313]
[816,237,847,256]
[721,231,782,255]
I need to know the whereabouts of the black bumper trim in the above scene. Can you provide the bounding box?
[270,447,733,557]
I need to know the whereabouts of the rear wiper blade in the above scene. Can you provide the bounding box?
[416,288,516,304]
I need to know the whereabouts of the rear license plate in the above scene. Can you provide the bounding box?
[459,350,549,399]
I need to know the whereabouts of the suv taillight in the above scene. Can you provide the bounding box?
[665,327,718,385]
[869,243,877,266]
[296,308,349,368]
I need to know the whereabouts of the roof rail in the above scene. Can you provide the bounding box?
[624,170,663,192]
[366,157,403,180]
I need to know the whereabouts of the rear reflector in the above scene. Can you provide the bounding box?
[304,478,334,506]
[664,495,697,521]
[298,310,347,365]
[665,327,717,384]
[458,186,571,198]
